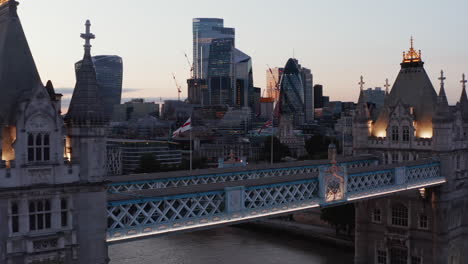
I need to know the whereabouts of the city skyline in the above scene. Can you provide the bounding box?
[18,0,468,108]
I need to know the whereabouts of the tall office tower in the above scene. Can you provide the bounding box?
[193,18,235,79]
[234,48,253,107]
[314,84,324,108]
[279,58,305,126]
[300,66,314,123]
[266,67,283,101]
[208,38,235,105]
[75,55,123,118]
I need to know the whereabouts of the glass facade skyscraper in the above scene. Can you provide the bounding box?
[279,58,305,126]
[75,55,123,118]
[192,18,253,109]
[192,18,234,79]
[208,38,234,105]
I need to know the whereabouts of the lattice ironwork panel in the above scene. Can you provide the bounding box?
[406,164,440,182]
[347,170,394,193]
[107,192,225,230]
[244,180,319,209]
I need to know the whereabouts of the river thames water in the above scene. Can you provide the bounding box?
[109,226,354,264]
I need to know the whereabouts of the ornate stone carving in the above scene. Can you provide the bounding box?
[324,164,345,202]
[28,169,52,184]
[26,115,52,131]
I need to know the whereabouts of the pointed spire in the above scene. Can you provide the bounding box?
[384,78,390,95]
[357,75,367,104]
[359,75,365,91]
[65,20,106,125]
[437,70,447,99]
[433,70,452,123]
[459,73,468,105]
[0,0,42,124]
[81,20,95,58]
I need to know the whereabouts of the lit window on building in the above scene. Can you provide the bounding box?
[372,208,382,223]
[403,126,410,141]
[27,133,51,162]
[377,249,387,264]
[391,204,408,227]
[411,256,422,264]
[418,214,428,229]
[392,126,399,141]
[29,200,51,231]
[390,248,408,264]
[10,201,19,233]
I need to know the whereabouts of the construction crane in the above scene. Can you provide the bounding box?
[172,73,182,101]
[184,52,194,78]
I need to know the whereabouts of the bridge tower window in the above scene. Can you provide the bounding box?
[392,126,399,142]
[372,208,382,223]
[61,198,69,227]
[10,201,19,233]
[392,152,399,164]
[418,214,428,229]
[29,199,51,231]
[377,249,387,264]
[390,247,408,264]
[403,126,410,141]
[411,256,422,264]
[27,133,50,162]
[391,203,408,227]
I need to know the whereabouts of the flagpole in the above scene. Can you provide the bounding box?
[271,104,274,165]
[190,126,192,172]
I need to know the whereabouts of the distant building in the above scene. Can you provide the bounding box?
[234,48,253,108]
[161,100,196,128]
[193,18,234,79]
[107,139,182,174]
[323,96,330,106]
[187,78,207,105]
[314,84,324,108]
[266,67,283,101]
[260,97,274,119]
[363,87,386,108]
[192,105,251,134]
[301,67,314,123]
[208,38,235,105]
[112,98,159,122]
[75,55,123,118]
[279,58,305,126]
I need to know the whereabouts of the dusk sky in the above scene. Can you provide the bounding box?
[19,0,468,107]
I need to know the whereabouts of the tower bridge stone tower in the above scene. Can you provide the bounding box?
[353,38,468,264]
[0,1,108,263]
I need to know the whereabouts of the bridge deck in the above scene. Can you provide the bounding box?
[106,158,444,243]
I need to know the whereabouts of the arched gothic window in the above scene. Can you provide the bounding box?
[391,203,408,227]
[27,133,50,162]
[402,126,410,141]
[392,126,399,142]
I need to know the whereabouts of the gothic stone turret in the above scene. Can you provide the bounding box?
[0,3,109,262]
[65,20,108,183]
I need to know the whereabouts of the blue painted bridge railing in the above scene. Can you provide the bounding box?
[107,156,378,193]
[106,159,445,243]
